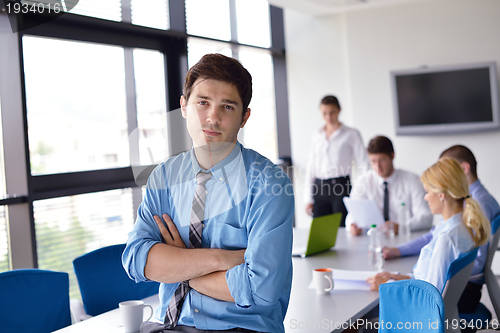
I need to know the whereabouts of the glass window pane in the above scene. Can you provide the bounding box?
[34,188,134,300]
[238,49,278,162]
[187,38,232,68]
[132,0,169,30]
[133,49,169,165]
[0,206,8,273]
[235,0,271,48]
[185,0,231,41]
[68,0,122,22]
[23,36,129,175]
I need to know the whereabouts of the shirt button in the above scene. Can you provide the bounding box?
[202,223,205,228]
[194,309,199,313]
[205,190,208,195]
[219,177,223,181]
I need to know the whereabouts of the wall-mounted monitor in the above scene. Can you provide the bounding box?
[391,62,499,136]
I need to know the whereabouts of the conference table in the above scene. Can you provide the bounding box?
[54,228,426,333]
[284,227,424,332]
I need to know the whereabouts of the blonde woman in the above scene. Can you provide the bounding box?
[367,157,490,293]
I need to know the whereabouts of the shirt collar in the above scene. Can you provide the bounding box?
[374,168,398,186]
[434,212,463,235]
[469,179,482,198]
[189,142,242,184]
[319,124,344,141]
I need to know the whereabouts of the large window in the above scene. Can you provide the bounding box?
[23,36,129,175]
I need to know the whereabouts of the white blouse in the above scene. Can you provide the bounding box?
[304,124,370,204]
[412,212,475,292]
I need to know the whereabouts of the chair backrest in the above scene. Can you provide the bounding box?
[0,269,71,333]
[442,247,479,330]
[73,243,160,316]
[483,214,500,318]
[379,279,445,333]
[484,214,500,273]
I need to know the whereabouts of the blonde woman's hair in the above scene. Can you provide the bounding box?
[421,157,490,246]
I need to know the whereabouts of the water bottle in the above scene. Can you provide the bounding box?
[367,224,383,270]
[398,203,411,239]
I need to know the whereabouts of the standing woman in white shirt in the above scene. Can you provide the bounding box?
[367,157,490,293]
[304,95,369,227]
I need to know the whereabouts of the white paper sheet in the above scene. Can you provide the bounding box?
[331,269,375,281]
[343,198,385,228]
[307,268,376,291]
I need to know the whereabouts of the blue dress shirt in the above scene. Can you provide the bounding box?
[398,179,500,279]
[122,142,294,333]
[412,213,475,292]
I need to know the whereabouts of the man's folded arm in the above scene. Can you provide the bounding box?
[226,177,294,308]
[189,271,234,302]
[144,243,244,284]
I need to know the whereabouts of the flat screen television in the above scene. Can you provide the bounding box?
[391,62,499,135]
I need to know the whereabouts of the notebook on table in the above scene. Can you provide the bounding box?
[292,212,342,258]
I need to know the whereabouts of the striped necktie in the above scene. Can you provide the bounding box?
[163,171,212,329]
[383,181,389,221]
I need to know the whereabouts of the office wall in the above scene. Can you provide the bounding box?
[285,0,500,228]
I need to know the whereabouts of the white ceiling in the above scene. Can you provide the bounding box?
[267,0,433,16]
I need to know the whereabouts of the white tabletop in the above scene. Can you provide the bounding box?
[55,228,425,333]
[284,227,425,333]
[54,294,160,333]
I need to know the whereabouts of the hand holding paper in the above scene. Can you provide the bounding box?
[343,198,385,228]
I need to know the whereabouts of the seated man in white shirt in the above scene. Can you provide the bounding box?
[348,136,433,236]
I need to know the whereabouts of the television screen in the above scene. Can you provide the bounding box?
[391,62,499,135]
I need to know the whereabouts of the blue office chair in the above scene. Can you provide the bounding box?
[478,214,500,319]
[379,279,445,333]
[0,269,72,333]
[441,247,491,333]
[73,243,160,316]
[457,214,500,331]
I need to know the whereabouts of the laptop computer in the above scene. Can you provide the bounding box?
[292,213,342,258]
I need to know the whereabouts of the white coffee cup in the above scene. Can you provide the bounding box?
[119,300,154,333]
[313,268,334,295]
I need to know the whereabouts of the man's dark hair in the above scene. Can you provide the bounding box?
[367,136,394,157]
[183,53,252,119]
[320,95,341,110]
[440,145,477,178]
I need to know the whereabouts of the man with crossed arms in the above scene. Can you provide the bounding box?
[122,54,294,333]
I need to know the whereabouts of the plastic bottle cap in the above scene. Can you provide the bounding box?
[370,224,377,228]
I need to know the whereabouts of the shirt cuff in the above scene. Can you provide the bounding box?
[226,263,252,308]
[124,240,158,283]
